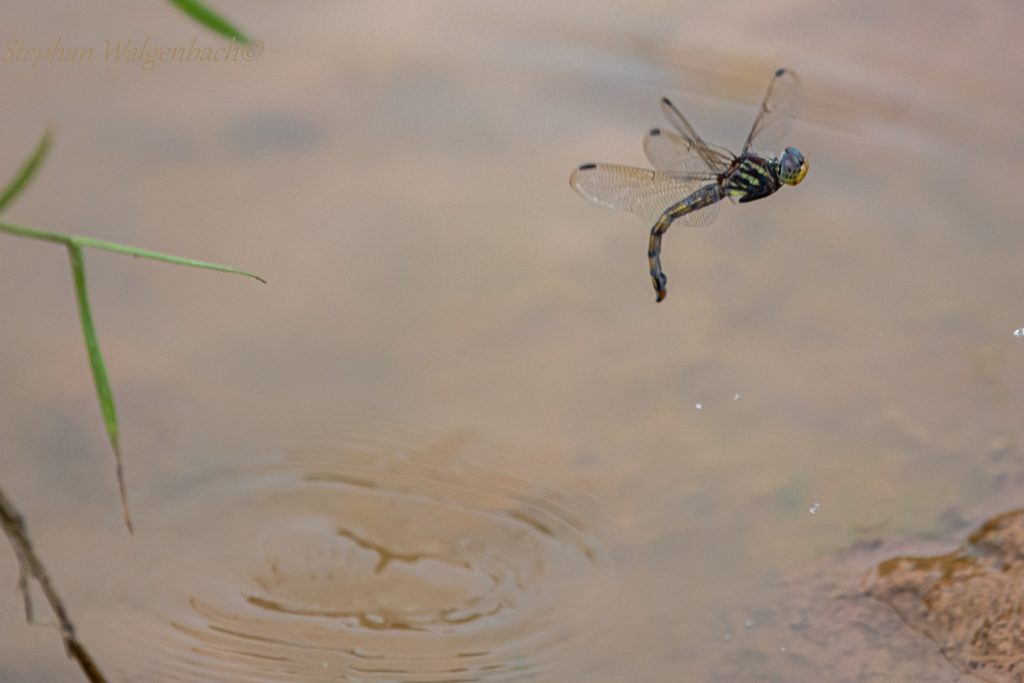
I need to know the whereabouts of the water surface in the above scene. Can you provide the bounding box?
[1,1,1022,681]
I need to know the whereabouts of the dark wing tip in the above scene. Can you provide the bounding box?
[774,67,787,77]
[577,163,597,171]
[648,128,662,136]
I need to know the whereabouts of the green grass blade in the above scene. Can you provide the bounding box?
[166,0,250,44]
[72,235,267,283]
[67,244,133,533]
[2,216,262,535]
[0,221,266,284]
[0,130,53,214]
[0,220,74,245]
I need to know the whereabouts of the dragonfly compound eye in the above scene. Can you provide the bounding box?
[779,147,808,186]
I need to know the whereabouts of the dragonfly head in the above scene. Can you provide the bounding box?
[777,147,808,186]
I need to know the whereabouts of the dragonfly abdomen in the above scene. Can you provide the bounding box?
[724,155,781,204]
[647,183,723,301]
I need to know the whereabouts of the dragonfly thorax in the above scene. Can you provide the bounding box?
[724,154,781,204]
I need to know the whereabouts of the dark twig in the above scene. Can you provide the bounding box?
[0,485,109,683]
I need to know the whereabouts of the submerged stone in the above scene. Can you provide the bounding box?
[864,508,1024,681]
[707,507,1024,682]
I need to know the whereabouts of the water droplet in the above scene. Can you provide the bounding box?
[695,402,703,411]
[780,645,787,653]
[809,502,821,515]
[743,618,754,628]
[1014,328,1024,338]
[732,393,742,401]
[723,632,733,641]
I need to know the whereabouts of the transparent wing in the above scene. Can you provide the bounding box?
[741,68,801,156]
[644,128,736,173]
[570,162,720,225]
[683,194,720,226]
[658,97,734,174]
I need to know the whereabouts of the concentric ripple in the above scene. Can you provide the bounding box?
[85,429,613,681]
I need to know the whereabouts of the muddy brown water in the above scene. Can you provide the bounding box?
[1,1,1023,681]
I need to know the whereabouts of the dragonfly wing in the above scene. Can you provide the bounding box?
[570,162,719,223]
[659,98,734,174]
[741,68,801,156]
[643,128,735,174]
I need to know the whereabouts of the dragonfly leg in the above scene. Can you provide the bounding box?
[646,184,722,302]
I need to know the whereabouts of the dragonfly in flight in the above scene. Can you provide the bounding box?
[570,68,808,302]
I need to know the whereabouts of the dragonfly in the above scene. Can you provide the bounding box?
[570,68,808,302]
